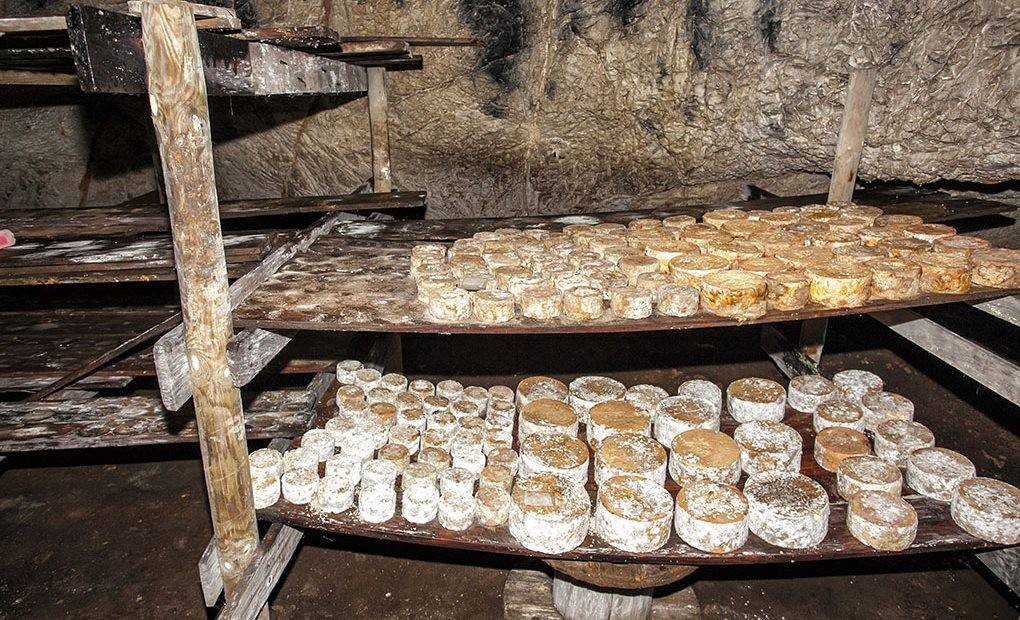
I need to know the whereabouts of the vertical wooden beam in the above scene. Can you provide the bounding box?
[367,67,392,193]
[140,0,258,594]
[828,67,877,203]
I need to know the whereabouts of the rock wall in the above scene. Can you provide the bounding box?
[1,0,1017,218]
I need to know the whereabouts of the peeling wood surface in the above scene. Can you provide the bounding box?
[0,388,315,452]
[260,376,1005,565]
[0,192,424,239]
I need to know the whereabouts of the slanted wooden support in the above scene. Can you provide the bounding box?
[828,67,877,203]
[873,308,1020,405]
[761,323,822,379]
[140,0,257,593]
[970,295,1020,327]
[367,67,393,193]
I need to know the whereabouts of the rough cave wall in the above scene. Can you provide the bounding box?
[0,0,1017,218]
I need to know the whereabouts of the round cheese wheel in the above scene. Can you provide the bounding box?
[832,369,883,403]
[744,471,830,549]
[438,493,476,530]
[488,447,519,478]
[765,271,810,311]
[914,253,972,294]
[727,377,786,423]
[436,379,465,402]
[669,429,741,486]
[806,264,871,308]
[847,490,917,551]
[308,472,353,513]
[594,433,668,486]
[707,240,764,262]
[657,284,700,317]
[733,420,803,475]
[353,368,382,392]
[809,230,861,250]
[410,243,447,269]
[361,459,399,489]
[569,376,626,424]
[509,473,591,554]
[951,477,1020,544]
[335,359,364,385]
[282,446,319,473]
[402,482,440,524]
[667,254,730,288]
[426,409,455,433]
[438,466,476,499]
[471,290,516,323]
[932,235,990,258]
[858,226,904,247]
[654,396,720,447]
[593,475,674,552]
[488,384,515,404]
[334,384,366,411]
[368,402,397,427]
[517,376,569,411]
[624,384,669,415]
[813,399,866,433]
[520,432,590,484]
[700,270,767,321]
[814,427,870,472]
[678,379,723,417]
[519,398,579,439]
[737,255,788,277]
[865,257,921,300]
[367,386,397,405]
[756,230,806,256]
[378,443,412,474]
[703,208,748,228]
[788,375,838,413]
[408,379,436,399]
[882,237,931,258]
[874,213,923,229]
[833,244,885,261]
[874,420,935,468]
[774,246,833,269]
[905,447,976,502]
[860,391,914,432]
[562,286,605,321]
[610,286,654,319]
[428,288,472,322]
[674,480,749,553]
[520,285,562,320]
[252,474,281,509]
[837,455,902,500]
[618,255,660,285]
[282,468,318,505]
[827,215,871,234]
[722,219,772,240]
[971,248,1020,288]
[589,400,652,445]
[904,223,956,243]
[325,453,362,485]
[451,445,486,476]
[475,486,511,528]
[479,463,514,492]
[249,448,283,478]
[662,214,697,230]
[843,204,883,224]
[417,446,451,470]
[645,239,699,272]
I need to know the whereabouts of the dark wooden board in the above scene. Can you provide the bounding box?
[2,191,426,240]
[0,387,316,452]
[259,376,1006,565]
[232,235,1017,335]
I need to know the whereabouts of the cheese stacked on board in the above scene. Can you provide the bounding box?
[409,202,1019,325]
[249,364,1018,558]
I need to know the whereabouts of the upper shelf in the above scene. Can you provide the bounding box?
[232,191,1019,335]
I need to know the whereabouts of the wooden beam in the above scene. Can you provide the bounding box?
[218,523,304,619]
[828,67,877,203]
[367,67,393,193]
[140,0,257,593]
[0,16,66,33]
[227,329,295,387]
[969,295,1020,327]
[975,547,1020,593]
[761,324,820,379]
[873,308,1020,406]
[153,212,356,410]
[0,69,78,85]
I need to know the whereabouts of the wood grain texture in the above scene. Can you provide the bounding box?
[258,375,1008,566]
[0,387,315,452]
[367,67,392,193]
[970,294,1020,327]
[552,573,652,620]
[873,308,1020,405]
[218,523,304,620]
[141,0,257,592]
[828,67,877,203]
[227,329,295,387]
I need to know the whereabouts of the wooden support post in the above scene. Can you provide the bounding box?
[367,67,393,193]
[140,0,258,594]
[828,67,877,203]
[552,572,651,620]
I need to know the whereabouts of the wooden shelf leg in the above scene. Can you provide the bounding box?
[552,572,652,620]
[367,66,393,193]
[827,67,877,204]
[761,318,828,379]
[140,0,258,595]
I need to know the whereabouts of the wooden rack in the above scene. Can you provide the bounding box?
[1,3,1016,619]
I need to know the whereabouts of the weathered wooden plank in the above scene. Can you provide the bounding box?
[760,324,820,379]
[141,0,257,593]
[975,547,1020,593]
[828,67,877,203]
[552,572,652,620]
[69,5,366,96]
[873,308,1020,405]
[227,329,295,387]
[0,69,78,85]
[153,212,355,410]
[970,295,1020,327]
[367,67,393,193]
[0,16,66,33]
[218,523,304,620]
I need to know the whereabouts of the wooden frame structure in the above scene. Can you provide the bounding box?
[1,4,1016,618]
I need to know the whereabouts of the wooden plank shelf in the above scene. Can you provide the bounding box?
[0,387,317,452]
[232,193,1018,334]
[258,376,1007,566]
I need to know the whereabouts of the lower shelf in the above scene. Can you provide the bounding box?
[258,378,1008,566]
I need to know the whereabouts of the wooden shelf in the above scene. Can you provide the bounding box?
[258,376,1005,566]
[232,193,1018,334]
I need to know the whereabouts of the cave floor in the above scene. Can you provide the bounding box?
[0,316,1017,619]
